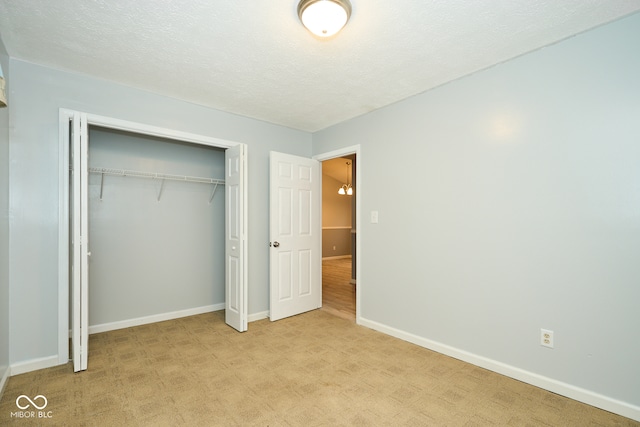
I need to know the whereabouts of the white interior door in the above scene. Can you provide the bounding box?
[71,112,89,372]
[269,151,321,321]
[225,144,248,331]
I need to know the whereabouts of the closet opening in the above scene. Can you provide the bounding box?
[84,127,226,334]
[58,110,247,372]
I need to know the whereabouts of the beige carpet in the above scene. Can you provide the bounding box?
[1,310,637,426]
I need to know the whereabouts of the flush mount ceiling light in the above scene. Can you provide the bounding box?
[298,0,352,38]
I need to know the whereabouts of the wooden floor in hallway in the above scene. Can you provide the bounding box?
[321,257,355,320]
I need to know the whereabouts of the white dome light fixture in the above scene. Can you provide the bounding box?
[298,0,352,38]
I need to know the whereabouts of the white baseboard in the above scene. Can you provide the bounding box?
[0,365,10,400]
[88,303,225,335]
[248,310,269,322]
[359,317,640,422]
[10,355,59,376]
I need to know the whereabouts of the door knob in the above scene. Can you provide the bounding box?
[273,241,280,248]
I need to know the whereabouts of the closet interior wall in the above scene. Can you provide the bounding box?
[87,127,225,329]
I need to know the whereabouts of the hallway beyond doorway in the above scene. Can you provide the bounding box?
[321,258,355,320]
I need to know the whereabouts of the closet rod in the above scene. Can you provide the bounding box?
[89,167,225,185]
[90,167,225,202]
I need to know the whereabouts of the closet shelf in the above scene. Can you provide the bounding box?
[89,167,225,203]
[89,167,225,185]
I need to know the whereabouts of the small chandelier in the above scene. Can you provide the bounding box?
[338,161,353,196]
[0,64,7,108]
[298,0,352,38]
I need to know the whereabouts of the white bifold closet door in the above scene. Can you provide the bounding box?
[71,111,89,372]
[225,143,248,332]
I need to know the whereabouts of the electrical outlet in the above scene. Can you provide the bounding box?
[371,210,379,223]
[332,245,336,251]
[541,329,554,348]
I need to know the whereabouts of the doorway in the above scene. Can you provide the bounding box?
[320,156,356,320]
[268,146,361,323]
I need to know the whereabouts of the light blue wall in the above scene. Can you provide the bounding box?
[88,129,226,326]
[313,13,640,409]
[0,37,10,391]
[8,60,311,365]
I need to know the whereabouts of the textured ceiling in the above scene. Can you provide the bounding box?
[1,1,639,132]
